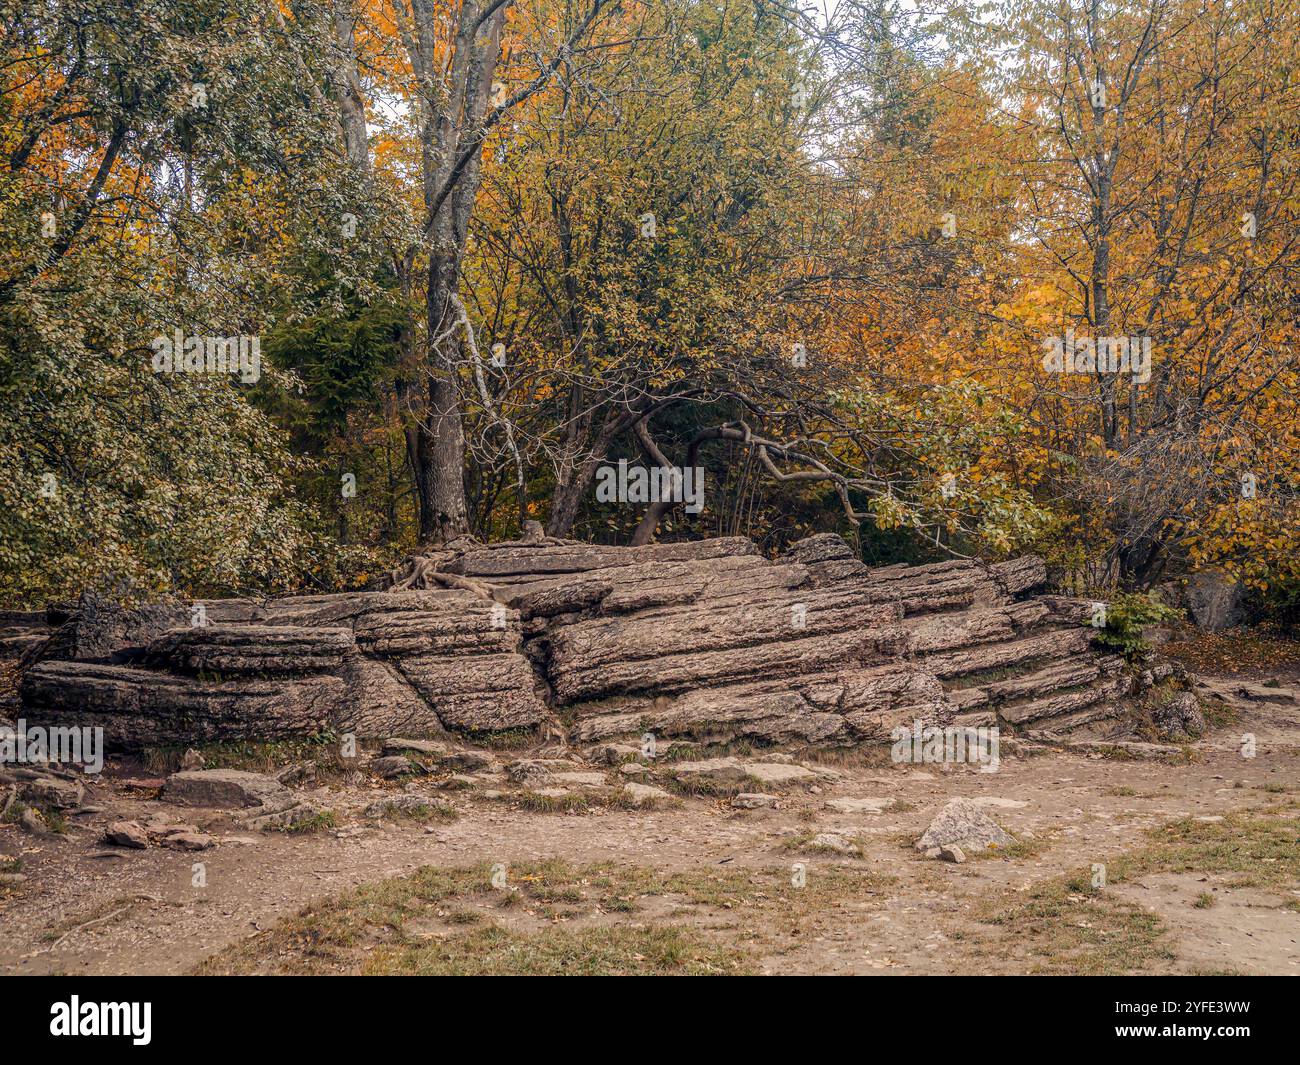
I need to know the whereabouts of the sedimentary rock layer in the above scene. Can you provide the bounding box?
[18,533,1153,749]
[19,588,547,748]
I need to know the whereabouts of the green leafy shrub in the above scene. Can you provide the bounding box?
[1093,593,1183,660]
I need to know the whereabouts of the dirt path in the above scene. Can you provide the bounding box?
[3,684,1297,975]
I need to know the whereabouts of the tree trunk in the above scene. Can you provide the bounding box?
[546,450,603,537]
[320,0,612,544]
[416,374,471,543]
[629,500,672,546]
[546,409,627,537]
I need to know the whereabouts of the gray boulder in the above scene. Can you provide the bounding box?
[1184,569,1248,631]
[622,782,674,807]
[21,775,84,810]
[731,793,778,809]
[162,769,287,809]
[802,832,860,856]
[915,798,1014,854]
[371,755,421,779]
[160,831,214,851]
[104,820,149,848]
[1153,692,1205,740]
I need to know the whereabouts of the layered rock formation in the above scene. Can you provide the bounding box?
[20,588,548,748]
[17,533,1164,751]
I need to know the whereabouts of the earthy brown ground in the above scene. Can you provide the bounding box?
[2,655,1298,976]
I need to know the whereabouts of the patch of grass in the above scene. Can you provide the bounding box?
[196,858,893,976]
[654,742,747,763]
[0,855,22,893]
[0,799,25,826]
[365,923,752,975]
[604,790,681,812]
[786,830,895,860]
[511,790,592,813]
[969,810,1300,974]
[1199,697,1241,732]
[143,734,350,777]
[1106,786,1137,797]
[483,786,685,813]
[2,800,67,834]
[1122,811,1300,889]
[780,830,855,856]
[1099,742,1197,766]
[977,877,1173,975]
[668,773,767,798]
[369,799,458,823]
[796,745,894,769]
[278,810,338,834]
[1192,892,1216,909]
[969,836,1048,861]
[1096,744,1143,762]
[41,806,68,834]
[461,727,536,750]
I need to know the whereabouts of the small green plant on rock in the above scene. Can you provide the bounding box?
[1093,593,1183,660]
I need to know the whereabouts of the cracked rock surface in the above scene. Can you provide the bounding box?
[16,533,1178,751]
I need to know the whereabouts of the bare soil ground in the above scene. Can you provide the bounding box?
[3,657,1298,976]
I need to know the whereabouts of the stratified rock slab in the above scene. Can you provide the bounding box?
[163,769,288,808]
[21,588,546,749]
[19,531,1168,752]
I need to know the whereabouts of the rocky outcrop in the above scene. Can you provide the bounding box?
[20,588,548,750]
[17,533,1168,751]
[0,609,54,666]
[1182,569,1249,631]
[1152,692,1206,741]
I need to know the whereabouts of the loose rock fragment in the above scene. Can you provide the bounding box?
[163,769,288,809]
[506,760,553,787]
[1152,692,1205,741]
[802,832,860,856]
[915,798,1014,854]
[19,807,49,836]
[382,738,449,758]
[161,831,214,851]
[21,776,83,810]
[731,793,778,809]
[104,820,149,848]
[371,755,420,779]
[363,795,449,819]
[622,782,673,807]
[442,751,499,773]
[551,771,607,787]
